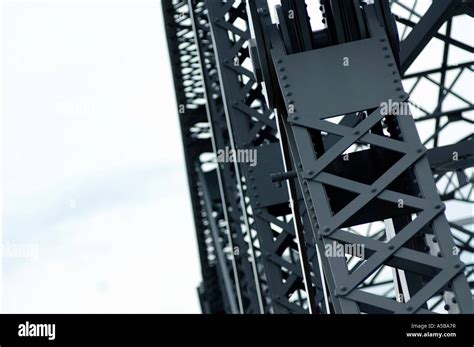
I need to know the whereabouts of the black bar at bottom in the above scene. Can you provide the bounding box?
[0,314,472,345]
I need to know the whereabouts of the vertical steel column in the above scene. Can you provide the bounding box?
[270,4,472,313]
[206,0,324,313]
[189,0,263,313]
[392,0,473,309]
[163,0,230,313]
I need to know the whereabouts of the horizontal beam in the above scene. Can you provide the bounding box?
[403,61,473,79]
[427,139,474,174]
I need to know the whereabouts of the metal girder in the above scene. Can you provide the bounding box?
[189,0,265,314]
[163,0,229,313]
[427,139,474,174]
[163,0,473,314]
[205,0,327,313]
[392,0,474,306]
[268,3,472,313]
[397,0,463,73]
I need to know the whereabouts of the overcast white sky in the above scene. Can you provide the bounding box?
[2,0,201,313]
[1,0,471,314]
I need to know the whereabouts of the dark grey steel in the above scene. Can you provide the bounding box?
[163,0,473,314]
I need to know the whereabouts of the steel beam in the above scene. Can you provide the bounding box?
[398,0,462,73]
[163,0,473,314]
[205,0,325,313]
[269,3,472,313]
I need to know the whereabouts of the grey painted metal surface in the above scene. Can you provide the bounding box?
[163,0,473,314]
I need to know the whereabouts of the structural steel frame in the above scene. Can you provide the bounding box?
[163,0,473,314]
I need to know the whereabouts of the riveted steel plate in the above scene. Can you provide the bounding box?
[244,143,289,208]
[275,38,400,119]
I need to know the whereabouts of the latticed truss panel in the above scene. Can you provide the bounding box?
[163,0,473,314]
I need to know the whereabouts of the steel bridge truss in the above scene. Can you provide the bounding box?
[163,0,473,314]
